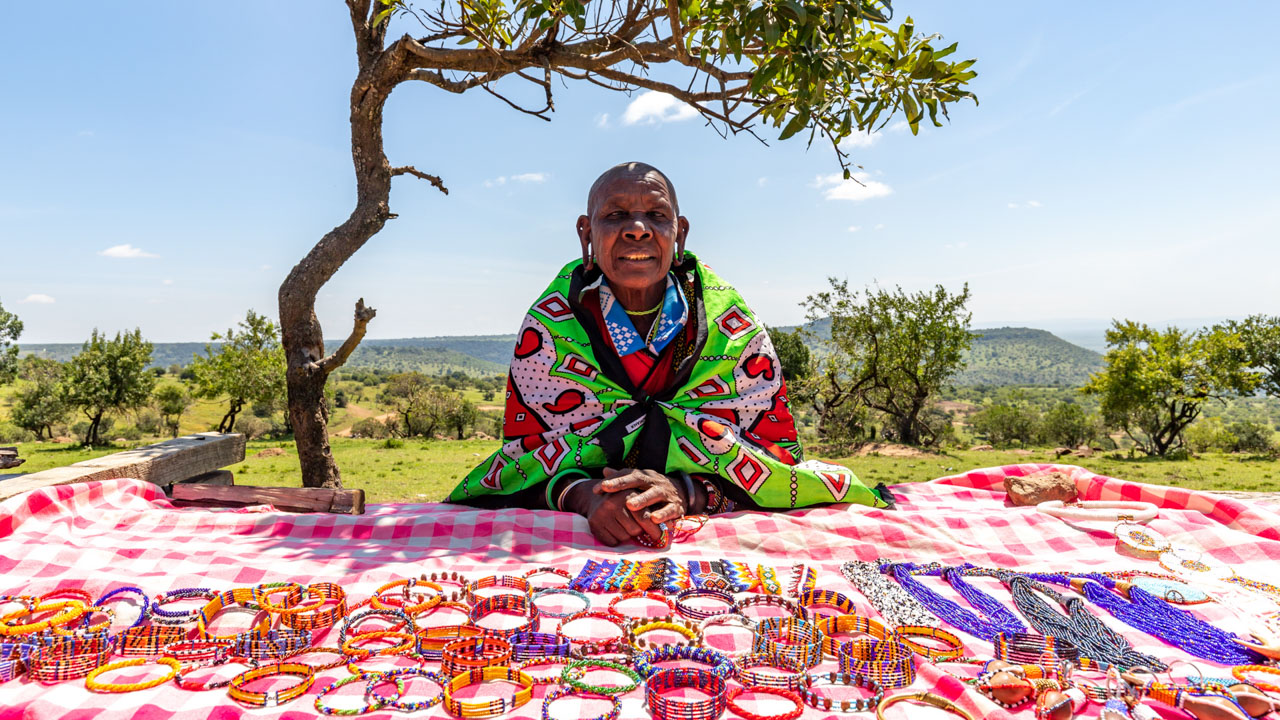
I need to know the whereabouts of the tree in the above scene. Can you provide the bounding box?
[0,300,22,385]
[802,280,973,446]
[1222,314,1280,400]
[63,329,157,445]
[971,401,1039,447]
[154,384,194,438]
[446,397,478,439]
[279,0,979,489]
[1082,321,1258,457]
[768,326,811,387]
[1039,401,1101,448]
[380,372,466,438]
[11,357,70,440]
[190,310,287,433]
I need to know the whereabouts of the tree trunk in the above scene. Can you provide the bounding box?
[278,44,404,489]
[86,411,103,446]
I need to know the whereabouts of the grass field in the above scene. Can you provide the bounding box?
[8,437,1278,503]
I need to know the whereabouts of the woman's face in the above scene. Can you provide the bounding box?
[577,171,688,297]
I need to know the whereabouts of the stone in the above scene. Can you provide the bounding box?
[970,444,994,452]
[1003,470,1077,506]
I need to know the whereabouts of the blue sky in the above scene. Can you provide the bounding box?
[2,2,1278,346]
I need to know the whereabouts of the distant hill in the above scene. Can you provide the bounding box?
[20,326,1102,386]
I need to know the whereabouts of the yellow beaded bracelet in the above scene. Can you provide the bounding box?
[85,657,180,693]
[443,666,534,718]
[628,620,702,650]
[0,599,86,636]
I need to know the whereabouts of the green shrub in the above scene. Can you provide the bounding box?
[134,409,163,436]
[351,418,391,439]
[1185,417,1236,453]
[236,416,270,441]
[1228,421,1276,453]
[114,425,143,442]
[0,422,36,443]
[384,437,404,449]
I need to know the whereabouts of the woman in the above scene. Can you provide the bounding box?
[448,162,886,545]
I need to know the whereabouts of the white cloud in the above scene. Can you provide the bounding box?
[510,172,547,183]
[1008,200,1043,209]
[162,279,174,285]
[888,120,910,133]
[99,244,158,259]
[483,177,507,188]
[595,113,610,128]
[874,223,885,230]
[1027,200,1042,208]
[622,91,699,125]
[1007,202,1020,209]
[847,226,862,233]
[811,173,894,203]
[757,177,768,187]
[840,132,881,149]
[21,293,55,304]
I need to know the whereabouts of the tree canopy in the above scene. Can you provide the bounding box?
[0,301,22,386]
[63,329,157,446]
[1221,314,1280,400]
[190,310,287,433]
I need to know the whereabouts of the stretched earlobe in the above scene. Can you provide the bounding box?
[582,244,594,271]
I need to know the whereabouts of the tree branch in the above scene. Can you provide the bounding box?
[317,298,377,375]
[391,165,449,194]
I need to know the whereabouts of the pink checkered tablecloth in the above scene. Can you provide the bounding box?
[2,463,1278,719]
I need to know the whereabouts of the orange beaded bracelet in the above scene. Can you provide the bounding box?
[227,662,315,707]
[0,599,86,636]
[85,657,180,693]
[1233,665,1280,694]
[371,578,444,615]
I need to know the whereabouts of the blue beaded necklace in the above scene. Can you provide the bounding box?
[883,562,1026,642]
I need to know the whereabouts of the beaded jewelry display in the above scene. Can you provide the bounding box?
[541,686,621,720]
[561,658,642,695]
[753,618,824,669]
[840,560,937,629]
[441,637,512,677]
[608,591,675,622]
[150,588,218,626]
[726,685,804,720]
[991,632,1080,667]
[228,662,315,707]
[628,619,702,650]
[532,587,591,619]
[734,652,808,691]
[884,563,1027,642]
[443,666,534,718]
[634,645,734,679]
[801,671,885,712]
[277,582,347,631]
[84,657,180,693]
[313,671,406,716]
[158,639,229,667]
[509,631,571,662]
[646,667,729,720]
[675,587,736,621]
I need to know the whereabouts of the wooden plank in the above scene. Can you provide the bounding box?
[173,470,235,488]
[0,432,245,501]
[169,484,365,515]
[0,447,22,470]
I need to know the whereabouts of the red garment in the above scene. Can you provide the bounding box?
[581,289,689,395]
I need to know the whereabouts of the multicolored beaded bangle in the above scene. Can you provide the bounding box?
[627,619,703,650]
[675,587,736,621]
[161,640,231,665]
[837,638,916,689]
[753,618,825,669]
[371,578,444,615]
[251,582,312,614]
[0,599,87,636]
[561,658,642,695]
[27,634,113,683]
[646,667,729,720]
[524,567,573,588]
[468,593,539,639]
[514,656,575,685]
[734,595,806,624]
[91,586,150,631]
[814,614,891,657]
[784,565,818,598]
[726,685,804,720]
[150,588,218,626]
[532,587,591,619]
[0,642,35,683]
[416,615,483,661]
[634,645,734,680]
[342,630,417,658]
[542,686,622,720]
[277,582,347,631]
[734,652,807,691]
[286,645,350,671]
[195,591,271,641]
[85,657,180,693]
[339,607,417,648]
[463,575,532,605]
[50,605,115,638]
[227,662,315,707]
[560,610,629,656]
[313,670,406,716]
[344,650,428,676]
[801,671,885,712]
[38,588,94,606]
[441,637,512,678]
[443,666,535,718]
[608,591,675,623]
[509,631,571,662]
[118,624,190,657]
[894,625,965,660]
[233,627,313,660]
[876,691,978,720]
[364,667,447,712]
[421,571,471,603]
[173,658,256,691]
[700,613,757,659]
[797,589,857,616]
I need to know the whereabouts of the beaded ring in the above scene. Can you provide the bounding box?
[228,662,315,707]
[801,671,885,712]
[468,593,539,638]
[675,587,736,621]
[542,686,621,720]
[85,656,180,693]
[876,691,978,720]
[443,666,535,718]
[561,658,642,695]
[150,588,217,626]
[608,591,675,623]
[735,652,808,691]
[364,667,448,712]
[646,667,729,720]
[531,587,591,620]
[91,586,150,631]
[726,685,805,720]
[628,619,702,650]
[314,670,406,716]
[634,645,734,680]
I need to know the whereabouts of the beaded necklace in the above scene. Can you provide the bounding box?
[883,563,1025,642]
[840,560,936,629]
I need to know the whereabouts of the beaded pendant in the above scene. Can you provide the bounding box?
[1128,577,1211,605]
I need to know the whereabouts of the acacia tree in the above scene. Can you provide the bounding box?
[1221,315,1280,400]
[63,329,157,446]
[190,310,287,433]
[280,0,978,488]
[0,300,22,386]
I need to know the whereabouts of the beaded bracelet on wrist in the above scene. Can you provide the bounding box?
[509,631,571,662]
[734,652,808,691]
[753,618,825,669]
[364,667,447,712]
[92,586,151,631]
[675,587,736,621]
[734,595,806,624]
[894,625,965,660]
[463,575,532,605]
[542,686,622,720]
[468,593,539,639]
[228,662,315,707]
[627,619,703,650]
[646,667,729,720]
[837,638,916,689]
[0,599,87,636]
[608,591,675,623]
[233,628,312,661]
[116,624,189,657]
[371,578,444,615]
[561,658,642,695]
[532,587,591,619]
[441,637,512,677]
[560,610,629,656]
[634,645,734,680]
[801,671,885,713]
[277,582,347,631]
[814,614,891,657]
[443,666,535,718]
[524,566,573,588]
[313,670,405,716]
[84,657,180,693]
[726,685,804,720]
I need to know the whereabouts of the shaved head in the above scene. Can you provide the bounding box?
[587,162,679,215]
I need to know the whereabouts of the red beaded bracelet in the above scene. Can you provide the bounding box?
[608,591,676,623]
[559,610,628,656]
[726,685,805,720]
